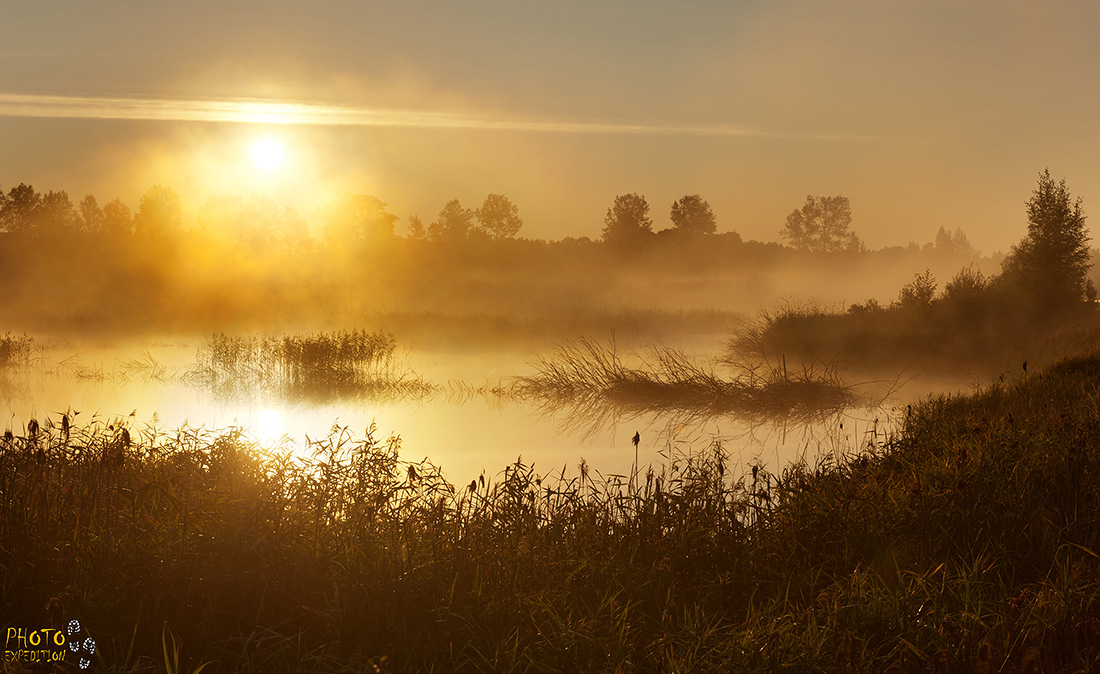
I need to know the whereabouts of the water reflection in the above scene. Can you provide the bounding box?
[1,336,902,486]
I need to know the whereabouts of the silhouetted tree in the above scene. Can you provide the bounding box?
[669,194,717,236]
[1001,169,1093,308]
[0,184,41,235]
[942,266,987,303]
[781,195,860,253]
[602,193,653,245]
[133,185,182,237]
[896,269,937,311]
[79,195,103,233]
[37,190,76,237]
[101,198,132,236]
[429,199,475,242]
[934,226,976,256]
[476,194,523,240]
[321,194,398,246]
[406,214,426,241]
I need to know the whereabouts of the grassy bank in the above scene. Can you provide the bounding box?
[729,299,1100,379]
[4,356,1100,672]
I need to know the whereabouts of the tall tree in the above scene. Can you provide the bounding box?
[101,198,133,236]
[781,195,858,253]
[602,193,653,245]
[429,199,475,242]
[669,194,717,236]
[37,190,76,237]
[79,195,103,233]
[406,214,426,241]
[1001,169,1092,307]
[476,194,523,240]
[0,184,42,235]
[133,185,182,237]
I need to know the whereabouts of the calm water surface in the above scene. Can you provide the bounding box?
[2,338,901,486]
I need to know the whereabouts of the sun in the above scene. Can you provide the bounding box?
[249,137,286,173]
[256,409,284,442]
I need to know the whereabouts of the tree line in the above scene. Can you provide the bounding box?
[0,180,991,262]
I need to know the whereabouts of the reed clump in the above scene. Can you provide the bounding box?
[0,333,33,370]
[514,337,857,428]
[0,333,34,404]
[4,355,1100,671]
[189,330,436,403]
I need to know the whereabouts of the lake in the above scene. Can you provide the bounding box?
[1,333,903,487]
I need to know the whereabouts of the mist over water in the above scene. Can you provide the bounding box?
[2,333,895,486]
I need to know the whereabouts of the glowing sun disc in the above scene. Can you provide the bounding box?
[256,409,284,442]
[250,137,285,172]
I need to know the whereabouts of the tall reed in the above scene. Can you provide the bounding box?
[189,330,435,403]
[514,337,857,430]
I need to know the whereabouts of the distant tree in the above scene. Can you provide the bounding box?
[602,193,653,245]
[36,190,76,237]
[406,214,426,241]
[322,194,398,246]
[79,195,103,233]
[476,194,523,240]
[101,198,132,236]
[934,226,976,256]
[0,184,42,235]
[1001,169,1093,307]
[896,269,937,311]
[133,185,182,237]
[782,195,859,253]
[429,199,476,242]
[669,194,717,236]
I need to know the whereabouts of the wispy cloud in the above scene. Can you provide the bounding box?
[0,92,872,141]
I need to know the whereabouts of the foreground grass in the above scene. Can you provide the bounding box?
[4,356,1100,672]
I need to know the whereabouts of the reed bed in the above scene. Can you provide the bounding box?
[4,355,1100,672]
[0,333,34,405]
[188,330,436,403]
[513,337,858,430]
[0,333,34,370]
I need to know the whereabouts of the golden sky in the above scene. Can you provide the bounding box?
[1,0,1098,252]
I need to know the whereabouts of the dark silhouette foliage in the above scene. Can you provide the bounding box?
[894,269,937,311]
[429,199,476,242]
[0,183,42,235]
[781,195,861,253]
[133,184,182,237]
[602,193,653,245]
[406,213,426,241]
[1000,169,1093,309]
[476,193,523,240]
[101,197,133,236]
[669,194,717,236]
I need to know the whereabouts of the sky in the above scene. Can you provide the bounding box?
[1,0,1099,253]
